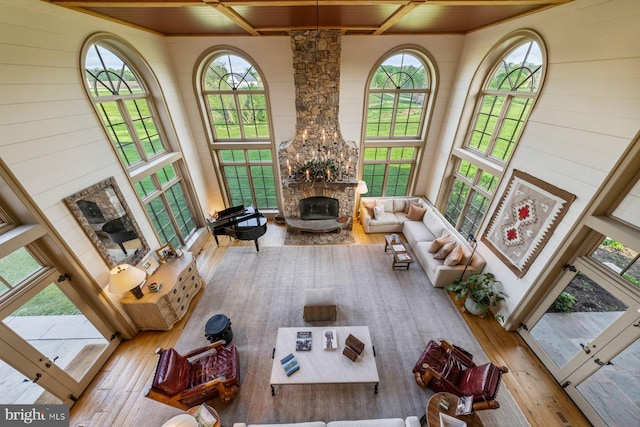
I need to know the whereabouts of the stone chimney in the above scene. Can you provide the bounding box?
[278,29,359,226]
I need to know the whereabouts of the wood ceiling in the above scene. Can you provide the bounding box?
[44,0,572,37]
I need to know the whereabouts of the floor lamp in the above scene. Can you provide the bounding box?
[459,233,477,280]
[355,180,368,220]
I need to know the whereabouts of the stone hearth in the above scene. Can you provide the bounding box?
[278,29,359,229]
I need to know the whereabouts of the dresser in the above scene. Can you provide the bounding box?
[120,252,203,330]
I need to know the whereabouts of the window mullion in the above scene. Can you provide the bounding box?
[118,99,148,163]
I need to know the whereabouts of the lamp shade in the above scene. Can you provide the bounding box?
[356,180,369,195]
[108,264,146,297]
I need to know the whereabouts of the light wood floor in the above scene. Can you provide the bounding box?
[70,221,592,427]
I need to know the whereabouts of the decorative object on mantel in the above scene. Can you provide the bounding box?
[482,170,575,277]
[108,263,147,299]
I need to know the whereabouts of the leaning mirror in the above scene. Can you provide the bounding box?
[64,177,149,269]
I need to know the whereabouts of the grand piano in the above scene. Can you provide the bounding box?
[207,205,267,251]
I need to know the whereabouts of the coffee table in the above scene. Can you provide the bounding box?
[270,326,379,395]
[384,235,414,270]
[425,392,483,427]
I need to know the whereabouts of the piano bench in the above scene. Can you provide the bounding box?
[303,288,337,321]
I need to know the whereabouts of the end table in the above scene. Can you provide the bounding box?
[426,392,483,427]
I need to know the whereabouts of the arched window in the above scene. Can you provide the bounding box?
[199,51,277,209]
[83,38,198,248]
[444,33,546,236]
[362,50,434,196]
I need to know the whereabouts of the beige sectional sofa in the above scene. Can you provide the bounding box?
[232,416,421,427]
[360,196,485,288]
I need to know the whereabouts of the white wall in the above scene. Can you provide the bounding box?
[0,0,201,304]
[434,0,640,317]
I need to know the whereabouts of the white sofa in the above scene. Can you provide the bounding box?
[232,416,421,427]
[359,196,423,233]
[360,196,485,288]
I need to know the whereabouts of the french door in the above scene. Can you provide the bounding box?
[0,266,119,405]
[519,255,640,426]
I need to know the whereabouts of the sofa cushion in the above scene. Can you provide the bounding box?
[403,220,436,243]
[434,241,456,260]
[444,243,463,266]
[422,209,446,237]
[363,200,376,218]
[373,204,385,220]
[371,212,400,226]
[428,233,451,253]
[328,419,405,427]
[393,198,409,213]
[406,204,427,221]
[372,199,394,212]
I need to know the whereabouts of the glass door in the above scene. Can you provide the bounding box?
[520,239,640,426]
[0,249,118,405]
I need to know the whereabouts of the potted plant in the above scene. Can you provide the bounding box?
[446,272,506,321]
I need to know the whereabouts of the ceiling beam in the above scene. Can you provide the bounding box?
[203,0,261,36]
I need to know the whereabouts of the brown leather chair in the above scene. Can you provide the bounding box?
[413,339,508,411]
[146,340,240,409]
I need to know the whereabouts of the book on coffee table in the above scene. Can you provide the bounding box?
[392,244,406,252]
[323,329,337,350]
[296,330,312,351]
[280,353,300,376]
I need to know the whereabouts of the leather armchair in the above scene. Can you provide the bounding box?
[412,339,508,411]
[146,340,240,409]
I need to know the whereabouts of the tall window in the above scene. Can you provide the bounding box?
[200,52,277,210]
[362,51,433,196]
[444,35,546,236]
[84,40,197,248]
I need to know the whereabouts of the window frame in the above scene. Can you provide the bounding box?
[82,34,201,248]
[361,48,436,197]
[196,48,279,211]
[441,30,547,236]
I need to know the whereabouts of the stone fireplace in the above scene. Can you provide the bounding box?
[278,29,359,229]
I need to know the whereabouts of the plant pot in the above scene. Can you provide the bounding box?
[464,297,485,317]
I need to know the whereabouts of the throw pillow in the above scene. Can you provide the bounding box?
[433,241,456,260]
[407,203,427,221]
[428,233,451,253]
[373,204,385,220]
[363,200,376,218]
[444,243,463,266]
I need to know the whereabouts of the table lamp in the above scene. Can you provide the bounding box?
[108,263,146,299]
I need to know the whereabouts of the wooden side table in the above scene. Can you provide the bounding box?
[120,252,202,330]
[186,403,221,427]
[426,392,483,427]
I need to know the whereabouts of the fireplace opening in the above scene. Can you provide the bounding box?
[300,196,339,220]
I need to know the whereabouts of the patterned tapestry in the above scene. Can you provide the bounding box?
[482,170,575,277]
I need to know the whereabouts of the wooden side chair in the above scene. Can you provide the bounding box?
[146,340,240,409]
[413,338,508,411]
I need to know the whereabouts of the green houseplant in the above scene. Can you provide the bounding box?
[446,272,506,321]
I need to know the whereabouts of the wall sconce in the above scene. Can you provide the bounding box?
[108,263,147,299]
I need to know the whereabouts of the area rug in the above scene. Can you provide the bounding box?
[164,245,528,426]
[284,230,355,245]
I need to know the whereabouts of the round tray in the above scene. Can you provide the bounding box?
[337,216,349,223]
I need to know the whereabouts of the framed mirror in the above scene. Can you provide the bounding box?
[64,177,149,269]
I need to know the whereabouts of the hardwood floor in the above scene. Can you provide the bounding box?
[70,221,591,427]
